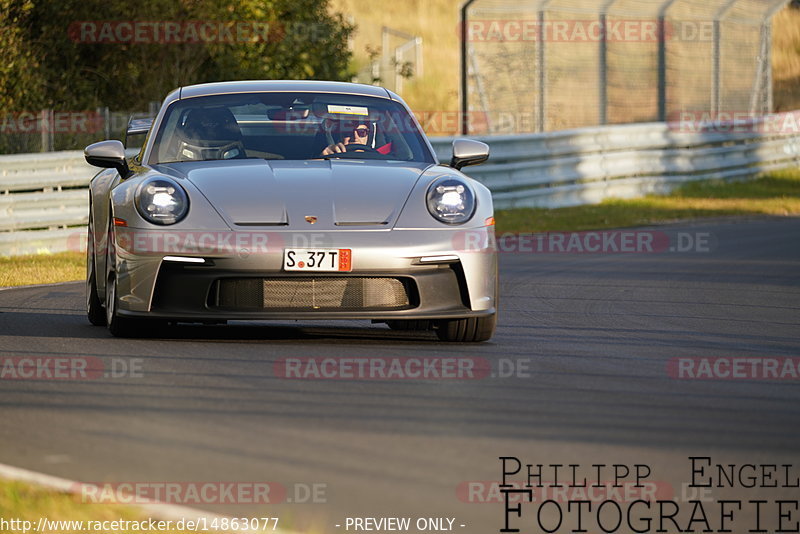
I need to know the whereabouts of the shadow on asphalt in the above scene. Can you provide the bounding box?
[0,310,452,343]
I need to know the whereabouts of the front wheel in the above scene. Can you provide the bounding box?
[435,314,496,342]
[86,216,106,326]
[105,273,141,337]
[104,230,145,338]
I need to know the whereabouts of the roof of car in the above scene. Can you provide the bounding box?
[179,80,393,100]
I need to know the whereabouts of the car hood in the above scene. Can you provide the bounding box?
[154,159,433,230]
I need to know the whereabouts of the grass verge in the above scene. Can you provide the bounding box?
[0,251,84,288]
[495,169,800,233]
[0,479,189,534]
[0,169,798,287]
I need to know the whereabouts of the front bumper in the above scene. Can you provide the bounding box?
[112,227,497,321]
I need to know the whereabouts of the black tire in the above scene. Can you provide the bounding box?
[385,320,433,331]
[86,214,106,326]
[105,272,143,338]
[104,227,144,338]
[435,314,496,342]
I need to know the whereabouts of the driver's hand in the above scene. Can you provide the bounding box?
[322,136,352,155]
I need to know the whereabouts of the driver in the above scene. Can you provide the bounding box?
[321,120,393,156]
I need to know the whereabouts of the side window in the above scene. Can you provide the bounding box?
[154,109,184,163]
[133,128,151,164]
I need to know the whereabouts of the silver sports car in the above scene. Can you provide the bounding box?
[85,80,497,341]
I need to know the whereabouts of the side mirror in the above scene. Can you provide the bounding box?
[85,140,129,176]
[450,139,490,170]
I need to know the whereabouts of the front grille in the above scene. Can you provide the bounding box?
[212,277,412,311]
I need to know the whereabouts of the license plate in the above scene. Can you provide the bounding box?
[283,249,352,272]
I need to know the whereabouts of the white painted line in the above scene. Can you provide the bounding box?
[0,462,302,534]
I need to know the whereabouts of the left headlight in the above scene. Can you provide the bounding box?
[135,177,189,225]
[426,177,476,225]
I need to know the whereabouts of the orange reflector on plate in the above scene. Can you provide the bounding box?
[112,217,127,227]
[484,216,495,226]
[338,249,352,271]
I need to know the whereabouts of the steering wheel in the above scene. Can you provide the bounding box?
[343,143,380,154]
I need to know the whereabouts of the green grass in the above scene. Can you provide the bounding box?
[0,169,798,287]
[0,251,85,287]
[496,169,800,233]
[0,480,188,534]
[0,479,314,534]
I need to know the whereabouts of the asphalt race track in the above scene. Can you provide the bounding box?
[1,217,799,533]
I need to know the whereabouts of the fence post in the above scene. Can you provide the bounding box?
[599,0,619,126]
[657,0,678,122]
[537,8,546,132]
[39,110,48,152]
[39,110,53,152]
[657,16,667,121]
[749,22,770,115]
[711,19,721,114]
[97,106,110,140]
[460,0,478,135]
[599,13,608,125]
[537,0,557,133]
[765,20,773,113]
[712,0,739,115]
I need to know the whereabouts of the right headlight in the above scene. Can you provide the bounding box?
[135,177,189,225]
[426,177,476,225]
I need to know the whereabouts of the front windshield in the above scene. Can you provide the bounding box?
[148,92,435,165]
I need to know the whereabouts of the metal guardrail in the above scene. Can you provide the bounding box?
[1,114,799,256]
[431,115,800,208]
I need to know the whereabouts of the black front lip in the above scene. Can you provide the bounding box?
[125,263,494,322]
[117,309,496,321]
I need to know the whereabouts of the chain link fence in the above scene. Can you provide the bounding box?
[353,26,423,94]
[460,0,791,134]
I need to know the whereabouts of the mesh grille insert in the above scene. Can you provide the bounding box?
[214,277,411,310]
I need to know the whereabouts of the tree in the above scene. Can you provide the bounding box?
[0,0,354,113]
[0,0,47,111]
